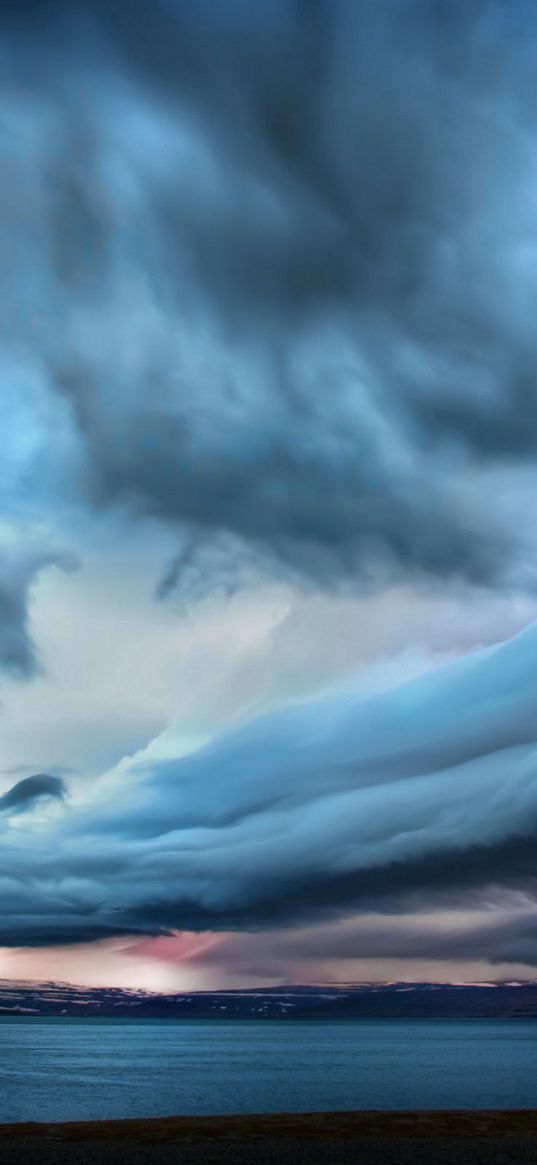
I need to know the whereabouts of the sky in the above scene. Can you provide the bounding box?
[3,0,537,990]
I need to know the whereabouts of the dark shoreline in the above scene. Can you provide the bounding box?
[4,1110,537,1139]
[1,1111,537,1164]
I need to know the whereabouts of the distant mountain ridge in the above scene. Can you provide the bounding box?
[2,979,537,1018]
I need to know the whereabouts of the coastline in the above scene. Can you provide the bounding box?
[1,1110,537,1164]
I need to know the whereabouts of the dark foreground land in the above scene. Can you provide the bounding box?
[2,1111,537,1165]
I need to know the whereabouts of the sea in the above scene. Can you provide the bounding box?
[1,1018,537,1123]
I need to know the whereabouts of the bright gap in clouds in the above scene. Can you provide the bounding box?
[2,540,536,783]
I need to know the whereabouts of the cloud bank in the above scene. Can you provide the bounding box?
[3,618,537,946]
[3,0,537,614]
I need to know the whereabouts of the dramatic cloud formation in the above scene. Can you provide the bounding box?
[3,0,537,984]
[3,0,537,610]
[2,619,537,948]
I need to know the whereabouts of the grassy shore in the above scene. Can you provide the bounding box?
[1,1111,537,1163]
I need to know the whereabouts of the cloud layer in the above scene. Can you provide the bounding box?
[2,618,537,946]
[3,0,537,616]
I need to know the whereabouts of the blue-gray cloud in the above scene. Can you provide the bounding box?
[3,0,537,606]
[0,774,65,814]
[0,543,68,678]
[3,619,537,946]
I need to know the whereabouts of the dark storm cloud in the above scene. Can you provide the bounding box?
[339,912,537,968]
[178,909,537,974]
[4,618,537,945]
[0,773,65,814]
[298,910,537,971]
[5,1,537,953]
[4,0,537,601]
[0,544,67,678]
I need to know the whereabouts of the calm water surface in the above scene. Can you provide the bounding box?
[1,1018,537,1123]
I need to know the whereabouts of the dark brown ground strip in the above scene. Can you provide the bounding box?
[2,1110,537,1143]
[1,1136,537,1165]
